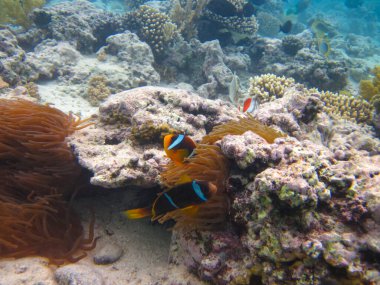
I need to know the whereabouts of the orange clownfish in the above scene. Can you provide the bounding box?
[124,180,217,220]
[242,98,258,113]
[163,134,196,164]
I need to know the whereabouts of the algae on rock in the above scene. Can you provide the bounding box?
[0,0,45,27]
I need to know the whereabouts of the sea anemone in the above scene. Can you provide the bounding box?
[159,115,285,230]
[160,144,230,229]
[201,115,285,144]
[0,99,95,264]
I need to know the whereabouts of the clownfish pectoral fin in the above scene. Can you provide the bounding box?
[123,207,151,219]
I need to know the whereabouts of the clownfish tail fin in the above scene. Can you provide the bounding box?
[123,207,151,219]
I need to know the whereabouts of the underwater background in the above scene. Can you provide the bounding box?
[1,0,380,284]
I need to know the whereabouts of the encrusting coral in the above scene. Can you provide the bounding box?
[0,99,95,264]
[86,75,111,106]
[0,0,45,27]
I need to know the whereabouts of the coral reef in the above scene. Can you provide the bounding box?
[159,38,242,99]
[0,0,45,27]
[281,35,304,56]
[320,90,374,124]
[203,9,258,36]
[129,5,178,58]
[68,86,241,189]
[26,40,81,81]
[248,74,295,104]
[0,99,95,264]
[248,33,348,91]
[257,11,282,37]
[20,31,159,106]
[23,81,40,100]
[86,75,111,106]
[360,66,380,102]
[169,0,209,41]
[360,66,380,115]
[65,77,380,283]
[30,0,125,53]
[168,84,380,284]
[0,28,31,85]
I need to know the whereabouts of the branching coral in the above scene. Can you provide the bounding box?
[201,115,286,144]
[320,90,374,124]
[169,0,210,41]
[0,99,95,264]
[0,0,45,27]
[248,74,295,104]
[203,9,258,35]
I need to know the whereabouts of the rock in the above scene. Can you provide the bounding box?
[55,264,104,285]
[68,86,240,188]
[249,33,348,91]
[93,243,123,265]
[166,82,380,284]
[26,40,81,81]
[0,28,31,85]
[0,258,55,285]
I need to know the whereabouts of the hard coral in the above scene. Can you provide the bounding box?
[360,65,380,113]
[130,5,178,58]
[169,0,209,41]
[86,75,111,106]
[0,99,94,264]
[0,0,45,27]
[320,90,374,124]
[248,74,295,104]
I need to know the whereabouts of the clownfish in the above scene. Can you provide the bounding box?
[124,180,218,220]
[242,98,258,113]
[163,134,196,164]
